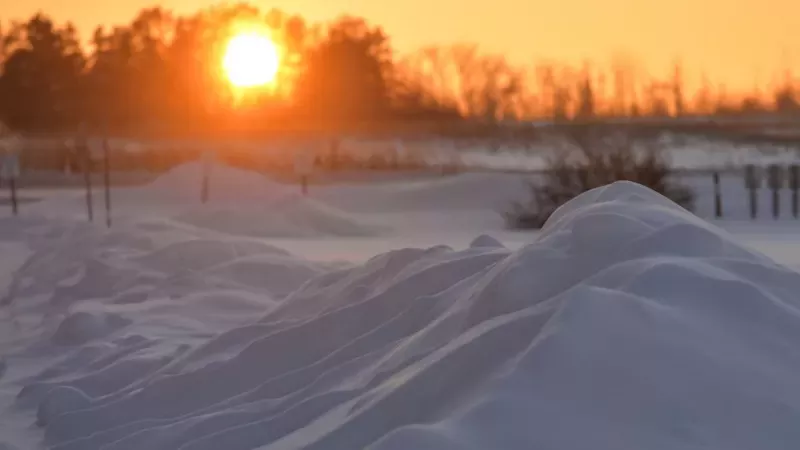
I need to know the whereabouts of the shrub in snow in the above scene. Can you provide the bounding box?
[505,127,694,229]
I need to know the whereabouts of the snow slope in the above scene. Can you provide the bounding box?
[2,181,800,449]
[315,172,530,213]
[17,163,382,239]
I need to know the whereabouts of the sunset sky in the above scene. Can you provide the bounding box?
[3,0,799,91]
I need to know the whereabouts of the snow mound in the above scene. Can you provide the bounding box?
[8,181,800,450]
[36,386,91,427]
[129,162,381,238]
[24,161,383,238]
[23,162,294,220]
[318,172,530,212]
[143,162,291,204]
[174,193,383,238]
[469,234,504,248]
[51,311,131,346]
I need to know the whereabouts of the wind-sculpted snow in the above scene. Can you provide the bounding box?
[2,181,800,450]
[21,162,382,238]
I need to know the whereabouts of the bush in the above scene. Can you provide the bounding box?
[505,127,694,229]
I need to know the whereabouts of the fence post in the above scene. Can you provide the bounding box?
[329,138,339,170]
[201,149,212,203]
[82,137,94,222]
[744,165,760,220]
[713,172,722,218]
[790,165,799,219]
[1,153,19,216]
[9,178,17,215]
[103,138,112,228]
[767,164,783,219]
[1,136,21,216]
[294,148,314,196]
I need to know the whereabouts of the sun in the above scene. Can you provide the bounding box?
[222,33,280,88]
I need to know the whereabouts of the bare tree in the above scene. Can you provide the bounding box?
[671,61,685,116]
[575,63,596,120]
[403,44,525,121]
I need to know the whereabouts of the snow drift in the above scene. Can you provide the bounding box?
[317,172,530,212]
[23,162,381,238]
[141,162,292,204]
[174,194,383,238]
[2,181,800,450]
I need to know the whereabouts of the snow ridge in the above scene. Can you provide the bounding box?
[2,181,800,450]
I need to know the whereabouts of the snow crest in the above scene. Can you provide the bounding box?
[3,181,800,450]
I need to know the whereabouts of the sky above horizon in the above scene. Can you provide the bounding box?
[2,0,799,91]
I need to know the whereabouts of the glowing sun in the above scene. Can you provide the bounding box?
[222,33,280,88]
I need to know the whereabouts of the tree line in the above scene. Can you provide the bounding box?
[0,3,798,136]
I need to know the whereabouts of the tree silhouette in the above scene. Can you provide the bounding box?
[0,14,85,131]
[576,65,595,119]
[0,4,796,135]
[293,16,394,126]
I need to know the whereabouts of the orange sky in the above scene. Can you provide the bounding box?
[2,0,799,91]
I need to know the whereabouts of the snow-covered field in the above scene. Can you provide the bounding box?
[2,161,800,449]
[457,136,800,172]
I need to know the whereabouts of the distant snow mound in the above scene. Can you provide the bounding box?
[319,172,530,212]
[470,234,504,248]
[142,161,291,204]
[20,181,800,450]
[174,193,383,238]
[22,162,297,220]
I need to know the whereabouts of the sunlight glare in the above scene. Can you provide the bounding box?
[222,33,280,88]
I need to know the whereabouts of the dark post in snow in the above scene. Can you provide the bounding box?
[9,178,17,215]
[103,138,112,228]
[2,153,19,216]
[201,149,211,204]
[713,172,722,218]
[767,164,783,219]
[789,164,799,219]
[329,138,339,170]
[1,135,22,216]
[744,165,760,220]
[392,140,401,171]
[80,135,94,222]
[294,147,313,197]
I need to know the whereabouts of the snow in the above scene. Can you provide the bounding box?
[18,163,381,238]
[455,136,800,172]
[1,160,800,449]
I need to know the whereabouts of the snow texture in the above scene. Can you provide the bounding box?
[18,162,381,238]
[1,180,799,450]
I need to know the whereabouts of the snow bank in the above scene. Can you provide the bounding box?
[142,162,291,204]
[23,162,381,238]
[2,181,797,450]
[318,172,530,212]
[174,193,383,238]
[129,163,383,238]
